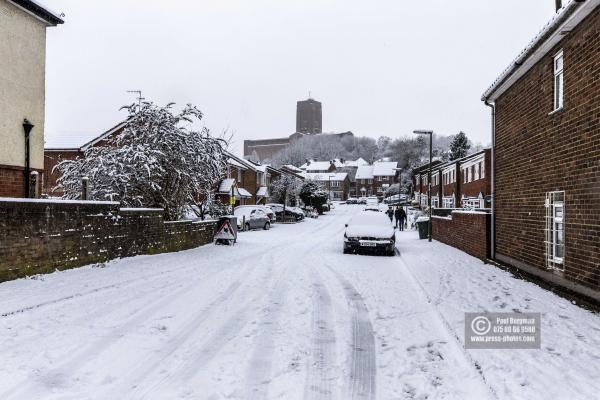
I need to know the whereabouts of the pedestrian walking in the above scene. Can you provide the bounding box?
[395,207,407,231]
[386,206,394,223]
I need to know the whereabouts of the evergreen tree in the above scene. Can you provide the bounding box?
[449,131,471,160]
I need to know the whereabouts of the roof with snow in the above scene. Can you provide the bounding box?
[302,172,348,182]
[343,158,369,168]
[10,0,64,25]
[282,164,303,173]
[355,165,374,180]
[482,0,600,102]
[218,178,236,194]
[300,161,335,172]
[372,161,398,176]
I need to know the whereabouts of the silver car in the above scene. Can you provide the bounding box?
[233,207,271,231]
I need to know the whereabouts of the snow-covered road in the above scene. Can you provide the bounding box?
[1,205,599,400]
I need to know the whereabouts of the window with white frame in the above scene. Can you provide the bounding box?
[553,51,564,111]
[431,197,439,208]
[368,179,373,184]
[474,164,480,181]
[481,162,485,179]
[378,176,383,181]
[330,180,341,188]
[545,191,565,270]
[443,197,454,208]
[463,198,482,209]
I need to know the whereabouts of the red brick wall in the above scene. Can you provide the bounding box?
[433,211,491,259]
[0,165,43,198]
[460,150,491,201]
[43,150,82,196]
[0,200,218,282]
[494,7,600,294]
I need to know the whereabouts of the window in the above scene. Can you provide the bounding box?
[553,51,564,111]
[431,197,439,208]
[377,176,383,181]
[474,164,480,181]
[443,197,455,208]
[545,191,565,270]
[463,198,482,209]
[368,179,373,184]
[330,180,340,188]
[481,162,485,179]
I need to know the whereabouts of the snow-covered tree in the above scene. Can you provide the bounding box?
[56,101,228,220]
[299,180,328,214]
[449,131,471,161]
[270,174,302,204]
[270,174,302,217]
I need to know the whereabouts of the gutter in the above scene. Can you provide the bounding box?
[481,0,587,102]
[484,101,496,260]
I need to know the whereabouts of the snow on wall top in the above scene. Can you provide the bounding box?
[0,197,118,205]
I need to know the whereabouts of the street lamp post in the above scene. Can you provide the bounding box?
[414,130,433,242]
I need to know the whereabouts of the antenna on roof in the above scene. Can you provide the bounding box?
[126,90,145,110]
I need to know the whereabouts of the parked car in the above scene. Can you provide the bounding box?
[286,206,305,220]
[343,211,395,256]
[266,203,303,221]
[234,205,276,223]
[358,197,367,204]
[346,197,358,204]
[233,207,271,230]
[366,196,379,207]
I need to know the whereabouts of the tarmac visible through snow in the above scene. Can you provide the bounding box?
[0,205,599,399]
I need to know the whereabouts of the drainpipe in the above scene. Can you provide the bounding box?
[484,101,496,259]
[22,119,35,198]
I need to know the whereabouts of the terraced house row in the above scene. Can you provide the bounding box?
[412,149,492,210]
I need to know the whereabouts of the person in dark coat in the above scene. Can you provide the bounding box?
[395,207,407,230]
[386,207,394,223]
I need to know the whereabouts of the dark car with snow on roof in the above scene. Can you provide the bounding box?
[343,211,396,256]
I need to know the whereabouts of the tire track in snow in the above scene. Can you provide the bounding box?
[304,270,337,400]
[244,273,289,399]
[397,253,499,400]
[327,267,376,400]
[0,245,263,320]
[110,251,279,399]
[0,263,246,400]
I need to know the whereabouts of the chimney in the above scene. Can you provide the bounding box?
[555,0,562,12]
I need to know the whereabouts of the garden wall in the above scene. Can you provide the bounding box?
[0,198,218,282]
[432,210,490,260]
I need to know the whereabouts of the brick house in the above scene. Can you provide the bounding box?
[44,121,127,196]
[302,172,350,201]
[411,160,443,208]
[412,150,491,209]
[0,0,63,198]
[481,1,600,300]
[355,161,399,198]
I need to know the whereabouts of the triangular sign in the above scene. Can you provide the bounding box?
[214,220,236,241]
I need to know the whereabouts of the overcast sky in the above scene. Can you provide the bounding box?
[44,0,558,155]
